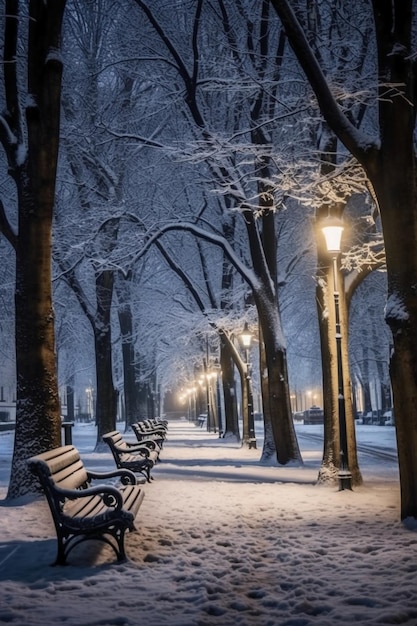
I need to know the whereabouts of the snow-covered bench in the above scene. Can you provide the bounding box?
[132,419,168,447]
[28,445,144,565]
[131,422,167,449]
[103,430,160,483]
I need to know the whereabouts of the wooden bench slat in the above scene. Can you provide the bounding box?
[64,495,107,519]
[121,485,145,516]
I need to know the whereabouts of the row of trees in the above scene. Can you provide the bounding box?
[0,1,411,519]
[270,0,417,520]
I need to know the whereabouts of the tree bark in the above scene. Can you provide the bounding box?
[115,275,142,430]
[316,257,338,483]
[94,270,117,447]
[373,160,417,518]
[244,211,302,464]
[117,303,140,429]
[220,336,240,440]
[259,330,277,462]
[2,1,67,498]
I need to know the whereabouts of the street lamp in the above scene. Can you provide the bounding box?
[321,216,352,490]
[239,322,257,449]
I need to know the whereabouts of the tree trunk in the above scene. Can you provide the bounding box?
[259,326,277,462]
[117,300,140,430]
[9,200,62,497]
[339,278,362,485]
[239,361,250,444]
[364,1,417,518]
[372,166,417,519]
[244,212,302,465]
[220,338,240,440]
[263,327,302,465]
[94,270,117,447]
[5,1,67,498]
[254,284,302,464]
[67,382,75,421]
[316,259,338,483]
[138,383,149,419]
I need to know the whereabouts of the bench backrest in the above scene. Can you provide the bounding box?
[28,446,91,528]
[103,430,129,449]
[131,422,164,440]
[28,445,90,492]
[134,421,165,434]
[102,431,131,466]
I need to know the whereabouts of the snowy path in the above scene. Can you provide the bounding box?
[0,420,414,626]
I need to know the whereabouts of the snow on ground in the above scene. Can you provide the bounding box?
[0,419,415,626]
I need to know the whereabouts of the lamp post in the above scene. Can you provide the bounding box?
[321,217,352,490]
[85,387,93,422]
[212,358,223,438]
[240,322,257,449]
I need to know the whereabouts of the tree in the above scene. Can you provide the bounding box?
[129,0,302,465]
[152,232,243,440]
[272,0,375,487]
[348,267,391,418]
[0,1,66,497]
[269,0,417,520]
[56,0,149,447]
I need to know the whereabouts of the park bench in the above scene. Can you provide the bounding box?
[132,420,167,448]
[145,417,168,429]
[28,445,144,566]
[131,422,166,450]
[103,430,160,482]
[138,417,168,432]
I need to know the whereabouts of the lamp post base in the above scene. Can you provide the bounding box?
[338,470,353,491]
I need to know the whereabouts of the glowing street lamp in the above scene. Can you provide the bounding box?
[239,322,256,449]
[321,219,344,254]
[321,216,352,491]
[240,322,253,350]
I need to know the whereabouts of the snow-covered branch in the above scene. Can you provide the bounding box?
[131,221,260,292]
[342,239,385,274]
[269,0,381,162]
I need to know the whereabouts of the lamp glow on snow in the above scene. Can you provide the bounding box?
[320,215,352,491]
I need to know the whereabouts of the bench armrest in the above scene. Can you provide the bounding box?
[87,468,137,485]
[113,442,150,458]
[137,425,166,433]
[129,438,159,451]
[52,483,125,510]
[132,424,165,436]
